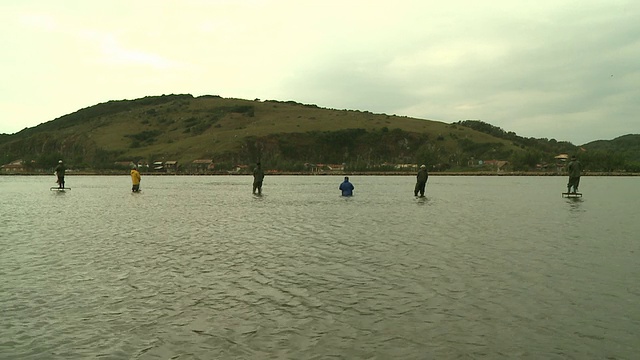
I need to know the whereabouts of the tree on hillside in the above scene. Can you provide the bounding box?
[579,151,626,172]
[510,150,544,171]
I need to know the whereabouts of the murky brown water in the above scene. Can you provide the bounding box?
[1,175,638,359]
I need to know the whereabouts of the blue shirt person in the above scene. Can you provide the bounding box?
[339,176,355,196]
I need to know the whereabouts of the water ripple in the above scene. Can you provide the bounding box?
[1,175,639,359]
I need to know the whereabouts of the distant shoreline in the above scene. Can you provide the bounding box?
[2,171,638,176]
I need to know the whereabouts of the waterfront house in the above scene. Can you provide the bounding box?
[191,159,215,173]
[1,160,25,173]
[164,161,178,173]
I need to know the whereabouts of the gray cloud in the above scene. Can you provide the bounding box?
[2,0,638,145]
[280,1,640,144]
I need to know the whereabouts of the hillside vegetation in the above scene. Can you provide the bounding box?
[1,94,638,172]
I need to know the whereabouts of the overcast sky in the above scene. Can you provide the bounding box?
[1,0,638,145]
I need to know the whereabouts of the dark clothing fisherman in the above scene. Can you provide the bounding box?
[339,176,355,196]
[54,160,66,189]
[567,156,582,193]
[253,162,265,195]
[414,164,428,197]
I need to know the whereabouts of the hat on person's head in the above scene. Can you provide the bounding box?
[58,160,63,163]
[420,164,426,168]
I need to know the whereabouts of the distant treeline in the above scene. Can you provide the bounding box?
[4,125,640,173]
[456,120,640,172]
[2,96,639,173]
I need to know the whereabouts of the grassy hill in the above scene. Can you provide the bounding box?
[582,134,640,159]
[1,94,637,172]
[1,94,520,170]
[580,134,640,172]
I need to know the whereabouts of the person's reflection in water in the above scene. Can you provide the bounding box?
[566,197,585,213]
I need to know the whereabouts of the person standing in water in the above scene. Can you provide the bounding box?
[131,164,141,192]
[414,164,428,197]
[252,162,265,195]
[339,176,355,197]
[54,160,66,189]
[567,155,582,193]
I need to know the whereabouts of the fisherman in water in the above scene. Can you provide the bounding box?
[567,155,582,193]
[54,160,66,189]
[253,162,265,195]
[414,164,428,197]
[131,164,141,192]
[339,176,355,196]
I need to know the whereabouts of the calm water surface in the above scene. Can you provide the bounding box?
[1,175,639,359]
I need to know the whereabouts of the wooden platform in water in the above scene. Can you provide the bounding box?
[562,192,582,198]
